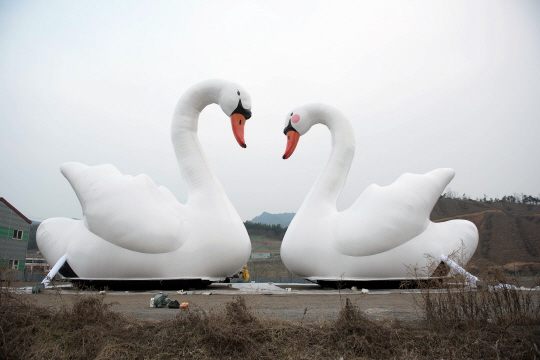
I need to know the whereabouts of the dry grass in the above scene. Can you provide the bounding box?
[2,261,540,359]
[408,251,540,329]
[1,290,539,359]
[419,277,540,330]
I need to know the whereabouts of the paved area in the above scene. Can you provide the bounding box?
[14,282,424,323]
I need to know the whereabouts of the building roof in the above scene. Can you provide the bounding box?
[0,197,32,224]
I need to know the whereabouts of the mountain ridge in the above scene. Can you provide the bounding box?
[250,212,295,228]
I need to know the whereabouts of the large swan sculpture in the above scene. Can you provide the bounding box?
[280,103,479,282]
[37,80,252,283]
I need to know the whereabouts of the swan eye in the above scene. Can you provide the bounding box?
[290,112,293,116]
[237,90,240,96]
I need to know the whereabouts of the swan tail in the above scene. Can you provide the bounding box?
[37,218,81,267]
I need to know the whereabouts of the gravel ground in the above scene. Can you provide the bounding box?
[15,283,423,323]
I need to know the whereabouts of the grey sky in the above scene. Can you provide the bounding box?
[1,1,539,222]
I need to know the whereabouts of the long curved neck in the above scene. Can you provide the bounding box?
[300,105,355,214]
[171,80,229,207]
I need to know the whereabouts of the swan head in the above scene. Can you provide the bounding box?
[218,83,252,148]
[282,105,318,159]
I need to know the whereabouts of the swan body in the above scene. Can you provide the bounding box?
[37,80,252,281]
[280,104,479,281]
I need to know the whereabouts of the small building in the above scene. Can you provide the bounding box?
[0,198,31,277]
[250,253,271,259]
[25,249,50,274]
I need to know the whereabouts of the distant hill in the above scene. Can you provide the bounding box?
[27,221,41,250]
[251,212,295,228]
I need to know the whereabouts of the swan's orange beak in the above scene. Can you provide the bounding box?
[283,130,300,159]
[231,113,247,148]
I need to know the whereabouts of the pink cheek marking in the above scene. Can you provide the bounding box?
[291,114,300,123]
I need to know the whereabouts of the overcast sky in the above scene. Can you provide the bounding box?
[1,1,539,222]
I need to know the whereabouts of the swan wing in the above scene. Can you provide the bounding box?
[61,162,189,254]
[333,168,455,256]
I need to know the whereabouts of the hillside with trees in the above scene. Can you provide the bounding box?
[431,196,540,272]
[244,221,287,240]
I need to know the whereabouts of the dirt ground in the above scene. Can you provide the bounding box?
[16,284,422,323]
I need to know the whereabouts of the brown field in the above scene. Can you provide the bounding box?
[249,235,281,253]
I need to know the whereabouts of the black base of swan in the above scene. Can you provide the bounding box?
[70,278,213,291]
[316,278,447,290]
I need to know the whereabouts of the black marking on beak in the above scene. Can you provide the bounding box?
[283,120,298,135]
[231,99,252,119]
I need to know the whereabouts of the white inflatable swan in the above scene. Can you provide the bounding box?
[37,80,252,281]
[280,103,479,281]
